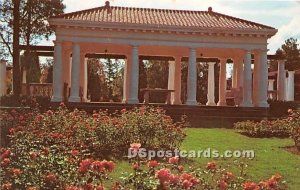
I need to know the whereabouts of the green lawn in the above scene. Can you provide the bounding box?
[111,128,300,189]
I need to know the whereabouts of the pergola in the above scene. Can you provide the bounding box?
[49,1,278,107]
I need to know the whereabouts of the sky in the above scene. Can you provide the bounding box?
[42,0,300,54]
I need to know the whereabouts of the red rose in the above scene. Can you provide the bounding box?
[101,160,115,172]
[132,163,140,170]
[12,168,22,176]
[147,160,159,168]
[71,150,80,157]
[95,185,104,190]
[65,186,81,190]
[155,168,171,182]
[130,143,141,153]
[1,158,10,167]
[182,180,193,189]
[258,181,268,188]
[219,180,228,190]
[0,150,11,160]
[84,183,94,190]
[42,147,49,156]
[169,174,180,184]
[79,159,93,173]
[178,165,184,172]
[30,152,37,160]
[111,182,121,190]
[267,178,278,189]
[168,157,179,165]
[206,161,217,170]
[45,173,57,182]
[270,173,281,181]
[243,182,258,190]
[91,160,104,172]
[1,182,12,190]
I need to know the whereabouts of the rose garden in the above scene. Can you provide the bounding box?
[0,99,299,189]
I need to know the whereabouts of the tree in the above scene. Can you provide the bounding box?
[277,38,300,71]
[0,0,64,95]
[12,0,21,96]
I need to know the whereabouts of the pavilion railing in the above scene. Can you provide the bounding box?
[21,83,53,97]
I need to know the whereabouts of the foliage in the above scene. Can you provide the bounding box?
[277,38,300,71]
[117,152,287,190]
[0,95,50,109]
[0,105,186,189]
[87,58,124,102]
[0,0,65,56]
[21,51,41,83]
[234,109,300,150]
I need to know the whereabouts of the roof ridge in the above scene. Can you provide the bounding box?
[51,5,209,19]
[211,11,275,30]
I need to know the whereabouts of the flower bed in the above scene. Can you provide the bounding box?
[234,109,300,151]
[0,105,186,189]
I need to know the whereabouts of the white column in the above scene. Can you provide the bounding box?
[168,60,175,101]
[83,58,88,101]
[287,71,295,101]
[236,58,244,89]
[51,40,64,102]
[186,48,197,105]
[174,56,182,105]
[122,55,131,103]
[217,59,227,106]
[79,53,87,102]
[256,50,269,107]
[277,60,286,101]
[252,52,259,105]
[206,62,216,106]
[127,45,139,104]
[232,61,237,88]
[22,70,26,83]
[62,51,71,87]
[268,79,275,91]
[0,60,7,96]
[241,50,253,107]
[69,42,81,102]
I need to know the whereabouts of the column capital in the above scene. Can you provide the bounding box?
[244,49,252,54]
[207,62,216,66]
[189,47,196,52]
[131,45,139,49]
[278,60,286,64]
[287,70,295,74]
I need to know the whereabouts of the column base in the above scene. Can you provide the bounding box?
[122,99,128,103]
[255,101,269,108]
[172,99,182,105]
[206,102,216,106]
[68,96,81,102]
[127,98,139,104]
[51,96,63,102]
[240,101,253,107]
[186,100,198,105]
[217,101,226,106]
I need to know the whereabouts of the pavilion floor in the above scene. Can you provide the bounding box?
[51,102,272,128]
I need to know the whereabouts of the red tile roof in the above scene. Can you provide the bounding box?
[51,3,276,32]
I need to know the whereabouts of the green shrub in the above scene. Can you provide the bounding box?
[234,109,300,150]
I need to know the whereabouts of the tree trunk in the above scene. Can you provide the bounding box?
[12,0,21,96]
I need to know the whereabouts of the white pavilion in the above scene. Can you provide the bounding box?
[49,1,279,107]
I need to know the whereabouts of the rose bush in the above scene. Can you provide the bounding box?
[117,149,287,190]
[234,109,300,151]
[0,105,187,189]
